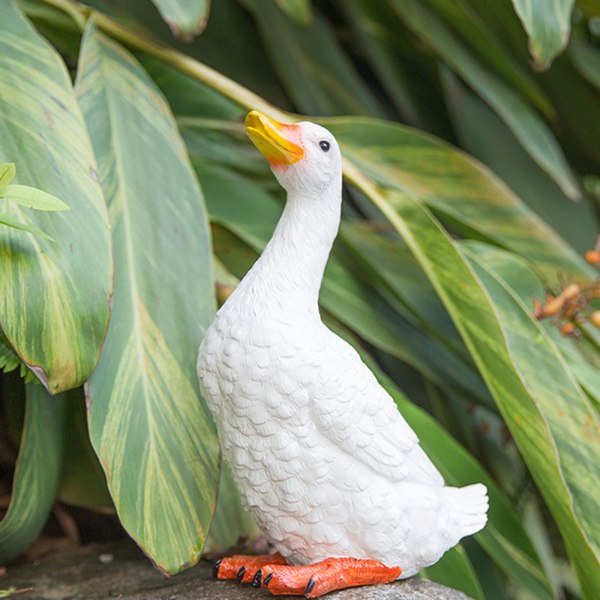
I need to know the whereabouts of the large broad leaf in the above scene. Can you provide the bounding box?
[323,117,591,280]
[150,0,210,40]
[0,1,112,393]
[0,382,66,563]
[342,174,599,597]
[76,24,219,574]
[510,0,575,70]
[390,0,579,199]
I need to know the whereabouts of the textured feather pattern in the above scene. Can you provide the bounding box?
[197,120,488,578]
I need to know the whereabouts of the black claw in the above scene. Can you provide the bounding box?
[252,569,262,588]
[236,566,246,582]
[212,559,222,579]
[264,573,273,587]
[305,578,316,596]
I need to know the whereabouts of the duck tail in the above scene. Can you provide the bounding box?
[447,483,489,540]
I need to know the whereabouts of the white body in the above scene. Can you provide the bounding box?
[197,120,488,577]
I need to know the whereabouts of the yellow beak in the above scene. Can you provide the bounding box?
[245,111,304,166]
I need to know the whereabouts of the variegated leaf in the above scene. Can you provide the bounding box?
[0,382,66,563]
[77,24,219,574]
[0,1,113,393]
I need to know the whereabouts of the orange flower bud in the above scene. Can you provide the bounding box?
[585,250,600,266]
[560,322,576,336]
[590,310,600,329]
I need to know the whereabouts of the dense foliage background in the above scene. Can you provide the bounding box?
[0,0,599,598]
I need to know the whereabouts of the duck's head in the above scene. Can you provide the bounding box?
[245,111,342,197]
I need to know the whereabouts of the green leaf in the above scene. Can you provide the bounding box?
[337,0,450,133]
[0,382,66,563]
[510,0,575,70]
[58,389,113,509]
[0,184,69,211]
[423,0,555,118]
[535,49,600,171]
[441,69,599,256]
[390,0,580,199]
[242,0,388,117]
[0,212,53,241]
[344,177,599,597]
[151,0,210,40]
[422,545,485,600]
[570,36,600,92]
[0,163,15,191]
[76,24,219,574]
[0,331,35,383]
[341,222,462,345]
[141,57,243,120]
[324,117,591,280]
[206,462,259,550]
[0,1,113,394]
[274,0,313,25]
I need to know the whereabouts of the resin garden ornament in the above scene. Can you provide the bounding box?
[197,111,489,598]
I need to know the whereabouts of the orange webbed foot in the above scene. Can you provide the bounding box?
[259,557,402,597]
[212,552,287,582]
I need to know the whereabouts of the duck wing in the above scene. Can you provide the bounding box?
[308,330,444,487]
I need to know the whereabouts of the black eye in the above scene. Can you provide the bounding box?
[319,140,330,152]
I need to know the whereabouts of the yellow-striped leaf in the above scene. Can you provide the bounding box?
[0,1,113,394]
[0,382,66,563]
[76,24,219,574]
[511,0,575,70]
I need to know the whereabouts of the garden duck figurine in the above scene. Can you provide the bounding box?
[197,111,489,598]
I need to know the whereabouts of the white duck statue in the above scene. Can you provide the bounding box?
[197,111,488,598]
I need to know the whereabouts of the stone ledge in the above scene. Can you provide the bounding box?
[1,541,472,600]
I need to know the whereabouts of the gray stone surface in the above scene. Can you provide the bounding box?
[1,541,472,600]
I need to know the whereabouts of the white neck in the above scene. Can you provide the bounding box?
[238,181,342,316]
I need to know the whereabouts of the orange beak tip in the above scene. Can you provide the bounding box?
[245,110,304,165]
